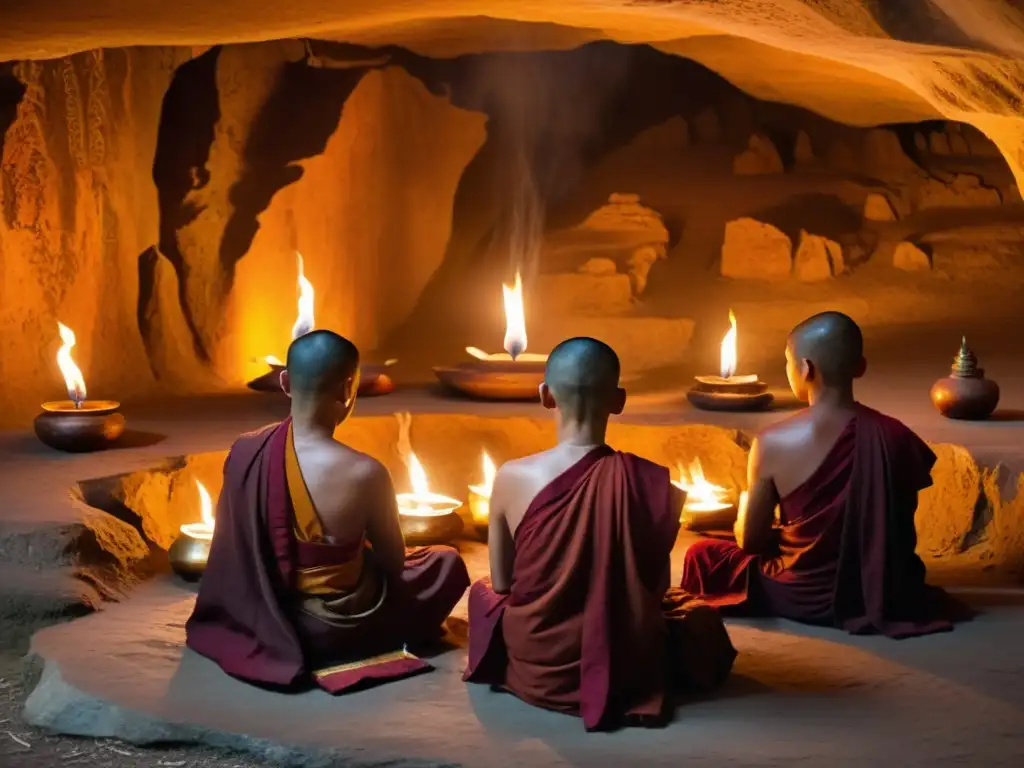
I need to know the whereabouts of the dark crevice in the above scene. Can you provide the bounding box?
[0,63,26,229]
[217,62,365,278]
[151,46,222,362]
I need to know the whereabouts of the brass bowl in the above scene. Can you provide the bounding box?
[681,504,739,534]
[34,401,126,452]
[433,361,545,401]
[168,534,212,580]
[400,510,464,546]
[247,364,393,395]
[687,379,773,412]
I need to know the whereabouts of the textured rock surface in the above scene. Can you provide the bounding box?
[793,129,814,165]
[721,218,792,280]
[733,133,784,175]
[863,192,898,222]
[914,174,1003,211]
[534,273,634,315]
[917,444,983,557]
[21,575,1024,766]
[794,231,843,281]
[893,242,932,271]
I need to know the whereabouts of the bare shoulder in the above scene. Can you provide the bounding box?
[327,443,392,488]
[756,410,813,448]
[496,449,552,479]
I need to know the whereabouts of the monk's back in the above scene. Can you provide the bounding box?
[761,407,857,500]
[499,444,610,536]
[292,434,381,544]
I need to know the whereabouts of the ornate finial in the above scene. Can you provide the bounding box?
[951,336,979,378]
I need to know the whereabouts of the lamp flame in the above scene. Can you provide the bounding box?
[291,251,315,340]
[56,322,87,405]
[397,452,461,517]
[264,355,284,367]
[672,458,731,513]
[720,309,738,380]
[469,451,497,499]
[502,271,527,361]
[180,479,215,540]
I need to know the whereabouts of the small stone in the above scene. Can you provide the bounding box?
[863,193,897,222]
[721,218,792,280]
[578,258,618,276]
[692,107,721,143]
[893,242,931,271]
[794,231,843,281]
[793,130,814,165]
[627,245,662,294]
[733,134,784,175]
[929,132,951,155]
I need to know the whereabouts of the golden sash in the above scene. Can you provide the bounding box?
[285,423,365,596]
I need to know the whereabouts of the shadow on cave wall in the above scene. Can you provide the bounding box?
[0,63,26,229]
[148,46,222,363]
[217,61,365,276]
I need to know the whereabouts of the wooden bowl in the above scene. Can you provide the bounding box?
[34,401,126,452]
[433,361,545,401]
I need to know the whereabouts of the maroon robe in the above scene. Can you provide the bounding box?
[186,419,470,692]
[679,404,959,638]
[464,447,736,731]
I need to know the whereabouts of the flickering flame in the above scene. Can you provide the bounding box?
[56,322,87,405]
[291,251,315,340]
[397,452,461,517]
[672,458,732,513]
[180,479,215,540]
[264,355,284,367]
[721,309,738,380]
[503,271,527,360]
[464,272,547,363]
[469,451,497,499]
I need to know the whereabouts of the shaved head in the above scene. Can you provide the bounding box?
[788,311,864,385]
[543,337,623,418]
[285,330,360,398]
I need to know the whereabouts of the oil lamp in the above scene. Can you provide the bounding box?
[33,322,126,452]
[433,271,549,400]
[168,479,216,580]
[672,458,738,533]
[467,450,497,537]
[397,452,464,545]
[687,309,773,411]
[247,251,396,396]
[930,337,1000,420]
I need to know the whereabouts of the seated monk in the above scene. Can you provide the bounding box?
[186,330,470,692]
[464,337,737,731]
[678,311,963,638]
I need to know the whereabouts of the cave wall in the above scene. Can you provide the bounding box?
[0,48,195,426]
[0,42,488,426]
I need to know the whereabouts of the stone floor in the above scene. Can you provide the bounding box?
[4,364,1024,765]
[21,541,1024,767]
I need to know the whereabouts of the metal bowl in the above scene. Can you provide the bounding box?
[433,361,545,401]
[686,389,774,412]
[168,534,212,580]
[400,510,465,546]
[34,402,126,452]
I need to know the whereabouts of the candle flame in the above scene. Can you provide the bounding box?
[180,479,215,540]
[502,271,527,361]
[291,251,315,340]
[469,451,497,498]
[672,458,731,513]
[720,309,738,380]
[397,451,461,517]
[56,322,87,404]
[264,355,284,367]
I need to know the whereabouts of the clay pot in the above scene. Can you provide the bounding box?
[168,534,212,581]
[930,376,1000,420]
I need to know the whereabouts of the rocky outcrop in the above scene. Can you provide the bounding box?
[793,130,814,165]
[692,107,721,143]
[893,242,931,271]
[733,134,783,175]
[541,193,669,297]
[794,231,844,281]
[863,192,898,222]
[914,174,1002,210]
[721,218,792,280]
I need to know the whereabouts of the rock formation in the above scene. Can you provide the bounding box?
[893,242,931,271]
[914,174,1002,210]
[794,231,844,281]
[692,107,721,143]
[721,218,792,280]
[793,130,814,165]
[541,193,669,296]
[863,192,898,222]
[733,133,784,175]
